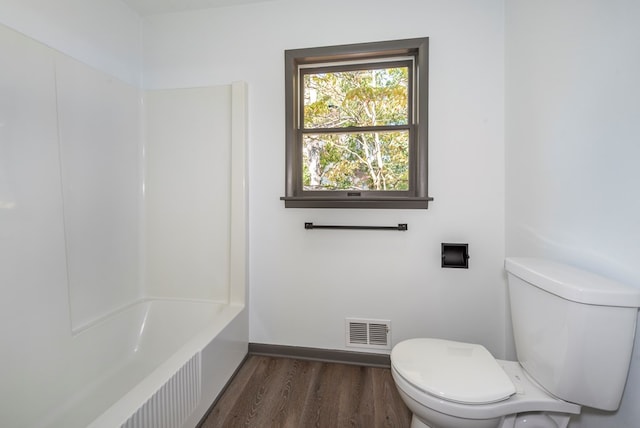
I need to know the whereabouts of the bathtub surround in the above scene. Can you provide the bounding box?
[55,53,142,331]
[0,20,248,428]
[144,86,234,302]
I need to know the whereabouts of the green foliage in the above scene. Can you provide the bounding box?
[302,66,409,191]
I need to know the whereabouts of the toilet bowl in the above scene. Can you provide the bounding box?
[390,258,640,428]
[390,338,580,428]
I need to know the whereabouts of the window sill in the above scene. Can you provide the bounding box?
[280,196,433,209]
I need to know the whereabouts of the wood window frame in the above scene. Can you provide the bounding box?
[281,38,432,209]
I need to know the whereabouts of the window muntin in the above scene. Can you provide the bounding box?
[282,38,431,209]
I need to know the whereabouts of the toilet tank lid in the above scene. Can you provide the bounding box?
[391,338,515,404]
[505,257,640,307]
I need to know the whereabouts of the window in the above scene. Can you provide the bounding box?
[281,38,432,209]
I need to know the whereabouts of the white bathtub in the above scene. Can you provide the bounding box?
[37,299,247,428]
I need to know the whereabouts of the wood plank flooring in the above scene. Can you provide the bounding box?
[200,355,412,428]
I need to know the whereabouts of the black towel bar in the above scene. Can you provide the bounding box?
[304,222,407,231]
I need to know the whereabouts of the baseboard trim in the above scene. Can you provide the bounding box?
[248,343,391,368]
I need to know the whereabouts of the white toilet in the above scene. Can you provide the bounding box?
[391,257,640,428]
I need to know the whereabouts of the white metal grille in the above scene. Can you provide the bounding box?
[346,318,391,349]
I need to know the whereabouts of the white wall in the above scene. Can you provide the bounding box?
[0,0,141,86]
[506,1,640,427]
[142,0,507,356]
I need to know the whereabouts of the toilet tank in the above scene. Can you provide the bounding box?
[505,257,640,411]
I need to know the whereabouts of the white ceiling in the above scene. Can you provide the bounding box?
[121,0,274,17]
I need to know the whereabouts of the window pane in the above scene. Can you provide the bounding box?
[302,131,409,191]
[303,67,409,129]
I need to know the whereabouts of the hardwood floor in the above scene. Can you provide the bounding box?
[200,355,412,428]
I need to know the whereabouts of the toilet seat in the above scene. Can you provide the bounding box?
[391,338,516,404]
[390,339,581,421]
